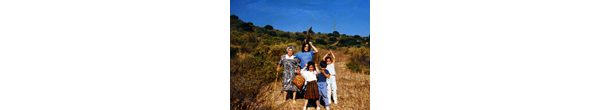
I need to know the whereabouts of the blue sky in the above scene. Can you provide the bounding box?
[230,0,370,37]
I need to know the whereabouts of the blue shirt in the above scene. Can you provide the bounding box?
[294,50,314,69]
[317,70,330,82]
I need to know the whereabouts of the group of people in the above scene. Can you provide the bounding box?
[276,41,338,110]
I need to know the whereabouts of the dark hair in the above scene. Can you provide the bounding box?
[301,42,311,52]
[320,61,327,68]
[307,61,315,71]
[325,57,332,62]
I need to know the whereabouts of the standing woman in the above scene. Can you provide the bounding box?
[276,46,302,103]
[295,41,319,69]
[301,61,320,110]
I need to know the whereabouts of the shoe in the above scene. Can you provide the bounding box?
[326,107,330,110]
[293,100,296,104]
[317,107,321,110]
[303,107,307,110]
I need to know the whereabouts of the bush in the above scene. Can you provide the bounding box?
[265,25,273,30]
[346,47,370,74]
[230,15,371,109]
[267,31,277,37]
[333,31,340,37]
[283,33,291,38]
[315,38,327,46]
[328,37,337,44]
[231,14,239,20]
[346,62,360,72]
[230,47,238,58]
[240,23,253,32]
[230,43,301,109]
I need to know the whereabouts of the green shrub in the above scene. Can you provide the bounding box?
[346,62,359,72]
[315,38,326,46]
[240,23,253,32]
[265,25,273,30]
[268,31,277,37]
[230,47,238,58]
[346,47,370,74]
[230,15,371,109]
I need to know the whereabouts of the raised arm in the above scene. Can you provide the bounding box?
[301,64,308,71]
[330,51,336,64]
[309,42,318,53]
[322,51,330,61]
[315,65,321,74]
[299,65,307,75]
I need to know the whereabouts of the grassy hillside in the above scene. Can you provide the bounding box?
[230,14,370,109]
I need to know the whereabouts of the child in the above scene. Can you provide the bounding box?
[317,61,331,110]
[322,49,338,104]
[301,61,321,110]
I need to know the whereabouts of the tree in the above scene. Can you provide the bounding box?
[318,32,321,34]
[308,29,315,34]
[354,35,361,39]
[265,25,273,30]
[333,31,340,37]
[247,22,253,26]
[315,38,326,45]
[240,23,253,32]
[281,32,290,38]
[328,37,337,44]
[230,15,239,20]
[268,31,277,37]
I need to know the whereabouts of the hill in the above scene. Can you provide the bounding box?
[230,14,370,109]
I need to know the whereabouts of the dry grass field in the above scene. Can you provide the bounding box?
[255,50,370,110]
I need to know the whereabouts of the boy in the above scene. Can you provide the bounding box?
[316,61,331,110]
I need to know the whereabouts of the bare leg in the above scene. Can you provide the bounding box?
[316,100,320,109]
[282,91,287,102]
[292,92,297,100]
[304,99,309,109]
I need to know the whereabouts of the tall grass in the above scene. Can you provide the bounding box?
[230,36,303,109]
[230,15,370,109]
[344,46,370,74]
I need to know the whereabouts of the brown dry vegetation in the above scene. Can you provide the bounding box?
[255,50,370,110]
[230,15,369,110]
